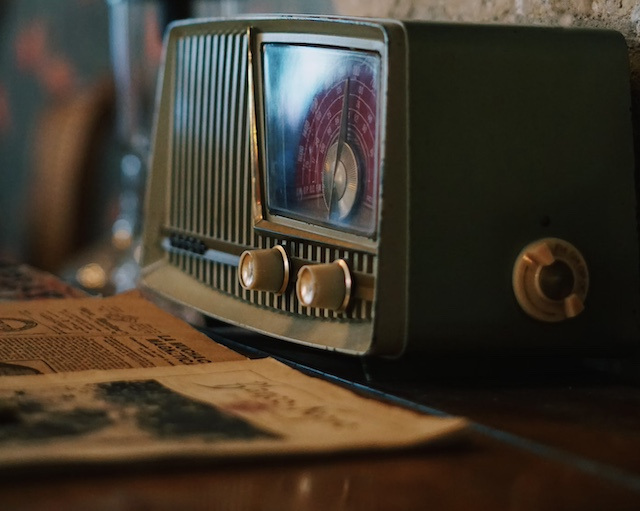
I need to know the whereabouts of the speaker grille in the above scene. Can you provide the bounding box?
[170,31,252,246]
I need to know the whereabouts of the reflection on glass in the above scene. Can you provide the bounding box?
[263,44,381,238]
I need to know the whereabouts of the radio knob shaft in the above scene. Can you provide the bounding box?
[238,245,290,295]
[296,260,352,312]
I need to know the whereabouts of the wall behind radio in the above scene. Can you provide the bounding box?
[337,0,640,31]
[335,0,640,152]
[0,0,114,268]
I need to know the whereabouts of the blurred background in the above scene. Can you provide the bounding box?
[0,0,113,272]
[1,0,639,296]
[0,0,337,295]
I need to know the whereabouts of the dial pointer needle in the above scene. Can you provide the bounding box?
[328,78,350,218]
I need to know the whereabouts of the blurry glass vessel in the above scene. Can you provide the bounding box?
[66,0,336,295]
[63,1,181,294]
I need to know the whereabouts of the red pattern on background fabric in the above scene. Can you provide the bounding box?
[0,83,11,135]
[144,11,163,64]
[14,19,48,72]
[13,19,78,99]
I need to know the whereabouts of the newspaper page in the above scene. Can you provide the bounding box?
[0,358,467,468]
[0,291,245,375]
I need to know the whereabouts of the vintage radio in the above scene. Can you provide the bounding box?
[141,16,640,357]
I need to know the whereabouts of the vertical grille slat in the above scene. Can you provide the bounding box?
[193,36,204,235]
[212,36,223,239]
[205,35,218,237]
[166,29,373,321]
[235,35,248,246]
[185,37,197,233]
[199,35,212,237]
[171,38,183,229]
[242,116,251,247]
[227,34,240,244]
[177,37,189,231]
[219,35,229,243]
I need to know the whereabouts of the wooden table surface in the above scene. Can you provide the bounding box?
[2,321,639,511]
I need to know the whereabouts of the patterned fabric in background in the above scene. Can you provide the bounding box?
[0,0,113,263]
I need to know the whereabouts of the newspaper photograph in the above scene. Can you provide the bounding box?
[0,358,467,469]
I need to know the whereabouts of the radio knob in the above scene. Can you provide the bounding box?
[512,238,589,322]
[296,260,352,312]
[238,245,290,294]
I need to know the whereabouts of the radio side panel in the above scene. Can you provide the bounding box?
[403,23,640,354]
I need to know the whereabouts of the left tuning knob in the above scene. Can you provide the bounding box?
[238,245,290,294]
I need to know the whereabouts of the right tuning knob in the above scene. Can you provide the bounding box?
[512,238,589,322]
[296,260,352,312]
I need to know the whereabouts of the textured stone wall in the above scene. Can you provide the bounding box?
[336,0,640,38]
[336,0,640,171]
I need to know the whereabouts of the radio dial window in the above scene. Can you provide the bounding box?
[262,43,381,238]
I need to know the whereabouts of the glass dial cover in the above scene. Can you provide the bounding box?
[262,43,381,238]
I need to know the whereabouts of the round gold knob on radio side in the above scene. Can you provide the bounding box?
[512,238,589,322]
[296,260,352,312]
[238,245,290,295]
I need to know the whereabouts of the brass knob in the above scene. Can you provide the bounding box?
[512,238,589,322]
[238,245,289,294]
[296,260,352,312]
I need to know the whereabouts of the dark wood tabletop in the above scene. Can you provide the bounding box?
[2,434,639,511]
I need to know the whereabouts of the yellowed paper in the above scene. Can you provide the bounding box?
[0,358,467,468]
[0,291,244,375]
